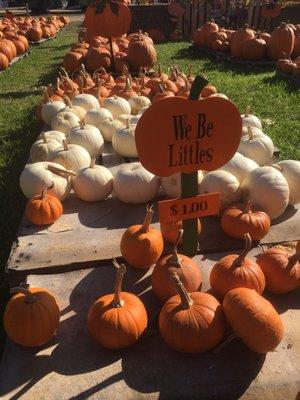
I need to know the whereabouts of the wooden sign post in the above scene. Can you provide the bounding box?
[135,75,242,255]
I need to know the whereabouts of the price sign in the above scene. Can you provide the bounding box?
[159,193,220,223]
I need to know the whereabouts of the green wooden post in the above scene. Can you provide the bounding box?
[181,74,208,256]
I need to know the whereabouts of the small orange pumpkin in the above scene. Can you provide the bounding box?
[63,51,83,73]
[4,286,60,347]
[210,233,266,299]
[25,185,63,225]
[0,52,9,70]
[221,200,270,240]
[120,204,164,269]
[159,273,225,353]
[160,219,202,245]
[87,260,147,349]
[257,247,300,294]
[152,232,202,302]
[200,84,217,98]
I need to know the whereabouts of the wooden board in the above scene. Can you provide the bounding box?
[1,250,299,400]
[29,35,57,45]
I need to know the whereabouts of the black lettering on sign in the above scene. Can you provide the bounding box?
[172,115,192,140]
[196,113,214,139]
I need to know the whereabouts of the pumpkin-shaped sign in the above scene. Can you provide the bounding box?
[135,95,242,177]
[85,0,131,39]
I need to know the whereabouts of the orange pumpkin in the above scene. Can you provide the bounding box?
[120,204,164,269]
[0,53,9,70]
[260,32,271,45]
[29,27,43,42]
[127,36,157,72]
[267,22,295,60]
[87,260,147,349]
[257,247,300,294]
[210,234,266,299]
[63,51,83,73]
[4,286,60,347]
[194,27,206,47]
[159,273,225,353]
[202,20,219,46]
[85,46,111,73]
[160,219,202,245]
[292,34,300,58]
[152,232,202,302]
[207,31,227,48]
[0,41,14,61]
[25,186,63,225]
[221,200,270,240]
[230,25,255,59]
[223,287,284,353]
[147,29,166,43]
[86,1,131,39]
[242,35,267,60]
[200,84,217,98]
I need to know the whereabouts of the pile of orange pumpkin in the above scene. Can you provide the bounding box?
[63,30,158,74]
[4,202,299,353]
[194,20,300,62]
[276,56,300,77]
[0,14,70,71]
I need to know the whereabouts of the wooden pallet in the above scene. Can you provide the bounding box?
[29,35,58,45]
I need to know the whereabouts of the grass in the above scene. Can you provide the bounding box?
[0,27,299,355]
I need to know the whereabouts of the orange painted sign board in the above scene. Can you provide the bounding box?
[135,96,242,177]
[159,192,220,223]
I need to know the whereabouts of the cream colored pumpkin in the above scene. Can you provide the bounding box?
[238,127,274,166]
[199,170,241,209]
[112,119,138,158]
[63,95,87,120]
[276,160,300,205]
[209,93,229,99]
[51,111,81,136]
[68,121,104,158]
[99,119,124,142]
[242,166,290,219]
[37,130,66,144]
[20,161,73,200]
[30,133,61,163]
[217,152,259,184]
[50,139,91,172]
[114,162,160,204]
[41,100,66,125]
[71,93,100,111]
[104,96,131,119]
[128,95,151,115]
[161,171,203,198]
[118,114,141,125]
[85,108,113,129]
[73,159,113,202]
[241,106,262,130]
[241,126,263,137]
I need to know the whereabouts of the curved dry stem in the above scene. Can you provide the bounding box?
[111,258,126,307]
[232,233,252,267]
[171,272,193,309]
[10,287,37,304]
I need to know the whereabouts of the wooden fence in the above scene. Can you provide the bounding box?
[177,0,276,39]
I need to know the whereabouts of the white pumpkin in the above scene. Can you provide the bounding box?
[128,95,151,115]
[85,108,113,129]
[217,152,259,184]
[199,170,241,209]
[41,100,66,125]
[209,93,229,99]
[238,127,274,166]
[71,93,100,111]
[51,111,81,136]
[68,121,104,158]
[114,162,160,204]
[118,114,141,125]
[99,119,124,142]
[241,106,262,130]
[30,132,61,163]
[73,159,113,202]
[242,166,290,219]
[37,130,66,144]
[50,139,91,172]
[104,96,131,119]
[276,160,300,205]
[112,119,138,158]
[20,161,73,200]
[161,171,203,198]
[63,95,87,121]
[241,126,263,137]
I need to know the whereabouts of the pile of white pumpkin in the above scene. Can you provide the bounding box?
[20,93,300,222]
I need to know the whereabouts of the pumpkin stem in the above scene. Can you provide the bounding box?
[244,200,253,213]
[125,76,131,92]
[171,272,193,309]
[79,119,86,130]
[10,287,38,304]
[245,106,251,117]
[41,182,54,200]
[47,164,76,177]
[233,233,252,267]
[90,158,96,169]
[60,67,70,79]
[111,258,126,307]
[170,230,183,265]
[63,139,69,151]
[139,204,154,233]
[125,117,131,130]
[78,75,84,94]
[288,251,300,266]
[213,333,237,353]
[63,95,72,109]
[247,126,253,141]
[41,131,47,144]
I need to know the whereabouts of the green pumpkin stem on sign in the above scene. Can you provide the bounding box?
[181,74,209,256]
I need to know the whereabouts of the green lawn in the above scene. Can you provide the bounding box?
[0,25,299,354]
